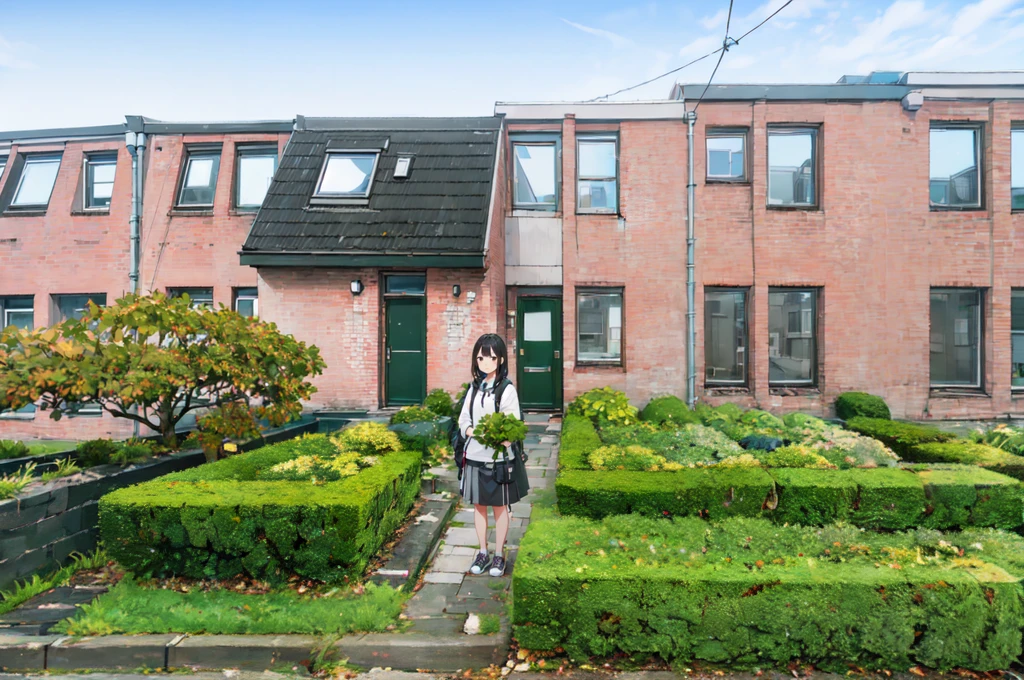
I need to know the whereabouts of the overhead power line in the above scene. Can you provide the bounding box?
[693,0,735,113]
[588,0,794,102]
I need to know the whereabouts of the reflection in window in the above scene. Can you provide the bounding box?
[930,288,981,387]
[85,154,117,209]
[513,143,556,208]
[577,138,617,212]
[1,296,33,330]
[707,133,745,180]
[169,287,214,309]
[767,129,815,206]
[234,288,258,317]
[577,290,622,363]
[178,150,221,206]
[1012,129,1023,210]
[316,153,377,197]
[12,155,62,207]
[768,289,816,384]
[55,294,107,322]
[705,289,747,384]
[930,127,980,208]
[237,147,277,209]
[1013,290,1024,389]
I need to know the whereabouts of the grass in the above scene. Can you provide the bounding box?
[0,550,107,616]
[479,613,501,635]
[40,458,81,483]
[26,440,78,456]
[51,578,407,636]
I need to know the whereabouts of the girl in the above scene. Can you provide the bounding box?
[458,333,528,577]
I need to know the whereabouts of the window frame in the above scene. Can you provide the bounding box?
[575,287,625,367]
[766,126,819,210]
[1,295,34,330]
[168,287,214,310]
[175,147,222,209]
[704,287,749,386]
[706,128,749,183]
[82,153,118,211]
[1012,125,1024,212]
[0,160,6,185]
[234,144,278,211]
[767,287,819,387]
[929,122,984,211]
[576,135,619,215]
[312,150,381,204]
[233,287,259,317]
[1013,289,1024,391]
[53,293,107,323]
[929,287,984,389]
[11,154,63,209]
[510,132,561,212]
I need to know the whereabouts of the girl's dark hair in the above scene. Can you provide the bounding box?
[471,333,509,384]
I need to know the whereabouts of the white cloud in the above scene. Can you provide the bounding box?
[0,34,34,70]
[679,34,720,58]
[561,19,633,49]
[743,0,828,25]
[913,0,1021,64]
[819,1,932,62]
[701,9,729,30]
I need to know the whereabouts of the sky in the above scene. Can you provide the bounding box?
[0,0,1023,131]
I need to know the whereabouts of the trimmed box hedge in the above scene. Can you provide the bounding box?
[557,416,1024,530]
[845,417,955,457]
[513,515,1024,670]
[100,436,422,584]
[834,392,891,420]
[907,442,1024,481]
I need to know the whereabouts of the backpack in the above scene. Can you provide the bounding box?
[453,378,527,478]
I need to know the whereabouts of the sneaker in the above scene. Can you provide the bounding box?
[489,555,506,577]
[469,551,491,575]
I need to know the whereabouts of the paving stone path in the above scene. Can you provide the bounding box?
[403,414,559,639]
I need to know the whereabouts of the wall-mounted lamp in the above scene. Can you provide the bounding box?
[466,291,477,304]
[452,284,462,298]
[350,279,364,295]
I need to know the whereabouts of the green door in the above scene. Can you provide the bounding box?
[385,297,426,406]
[517,297,562,410]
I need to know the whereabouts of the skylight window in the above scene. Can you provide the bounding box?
[12,155,62,207]
[315,152,378,198]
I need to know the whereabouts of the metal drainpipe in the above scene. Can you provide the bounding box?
[685,105,697,409]
[125,129,147,439]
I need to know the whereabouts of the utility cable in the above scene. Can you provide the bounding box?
[693,0,735,113]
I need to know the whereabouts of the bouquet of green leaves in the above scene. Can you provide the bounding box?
[474,412,528,460]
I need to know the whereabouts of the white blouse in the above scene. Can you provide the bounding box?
[457,379,522,462]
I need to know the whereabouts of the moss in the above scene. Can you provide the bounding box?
[906,442,1024,481]
[639,395,700,427]
[846,417,955,457]
[835,392,892,420]
[844,468,927,529]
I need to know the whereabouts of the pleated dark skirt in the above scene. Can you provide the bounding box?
[460,459,524,507]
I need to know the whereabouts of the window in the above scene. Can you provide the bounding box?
[707,130,746,181]
[54,294,107,322]
[767,128,816,207]
[83,153,117,210]
[0,160,6,183]
[168,287,213,309]
[315,152,378,198]
[577,137,617,212]
[384,275,426,295]
[236,146,277,210]
[1,296,33,330]
[705,289,747,384]
[768,288,817,385]
[234,287,258,317]
[512,139,557,209]
[177,149,221,207]
[1013,129,1024,211]
[1013,290,1024,390]
[930,288,982,387]
[12,155,61,208]
[930,126,981,209]
[577,289,623,364]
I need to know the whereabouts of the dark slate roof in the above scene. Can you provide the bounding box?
[242,116,502,256]
[674,83,911,101]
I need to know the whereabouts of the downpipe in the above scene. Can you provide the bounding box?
[686,108,697,409]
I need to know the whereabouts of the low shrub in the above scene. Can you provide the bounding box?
[600,423,742,466]
[75,439,119,467]
[567,387,638,427]
[835,391,891,420]
[559,415,603,470]
[40,457,80,482]
[907,441,1024,480]
[261,451,369,482]
[100,433,421,583]
[0,440,30,460]
[846,417,955,457]
[751,444,834,469]
[423,388,454,418]
[804,427,901,469]
[738,408,786,430]
[389,406,437,425]
[331,422,402,457]
[782,412,829,431]
[639,395,699,427]
[587,445,676,472]
[972,424,1024,456]
[513,515,1024,670]
[0,463,36,499]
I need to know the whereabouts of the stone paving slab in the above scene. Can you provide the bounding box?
[441,527,479,547]
[337,629,508,672]
[169,635,316,671]
[404,583,461,618]
[403,615,465,636]
[0,635,56,671]
[457,575,509,599]
[422,572,463,585]
[427,552,471,573]
[444,596,506,615]
[48,635,177,671]
[437,545,476,557]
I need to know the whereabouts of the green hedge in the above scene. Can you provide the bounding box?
[559,414,603,470]
[639,396,700,427]
[845,417,955,456]
[513,515,1024,670]
[100,436,422,584]
[907,442,1024,480]
[835,392,891,420]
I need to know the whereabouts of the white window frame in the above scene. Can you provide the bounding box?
[176,150,221,208]
[511,140,558,210]
[233,288,259,317]
[314,151,380,199]
[11,155,62,208]
[706,130,747,181]
[235,145,278,210]
[576,136,618,214]
[83,153,118,211]
[168,287,214,310]
[2,298,34,330]
[1012,128,1024,211]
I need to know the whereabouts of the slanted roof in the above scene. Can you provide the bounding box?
[241,116,502,269]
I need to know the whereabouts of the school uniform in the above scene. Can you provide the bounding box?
[457,378,527,507]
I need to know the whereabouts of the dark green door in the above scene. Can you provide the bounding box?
[385,297,426,406]
[517,297,562,410]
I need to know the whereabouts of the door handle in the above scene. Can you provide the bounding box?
[554,350,560,359]
[386,347,391,362]
[524,366,551,373]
